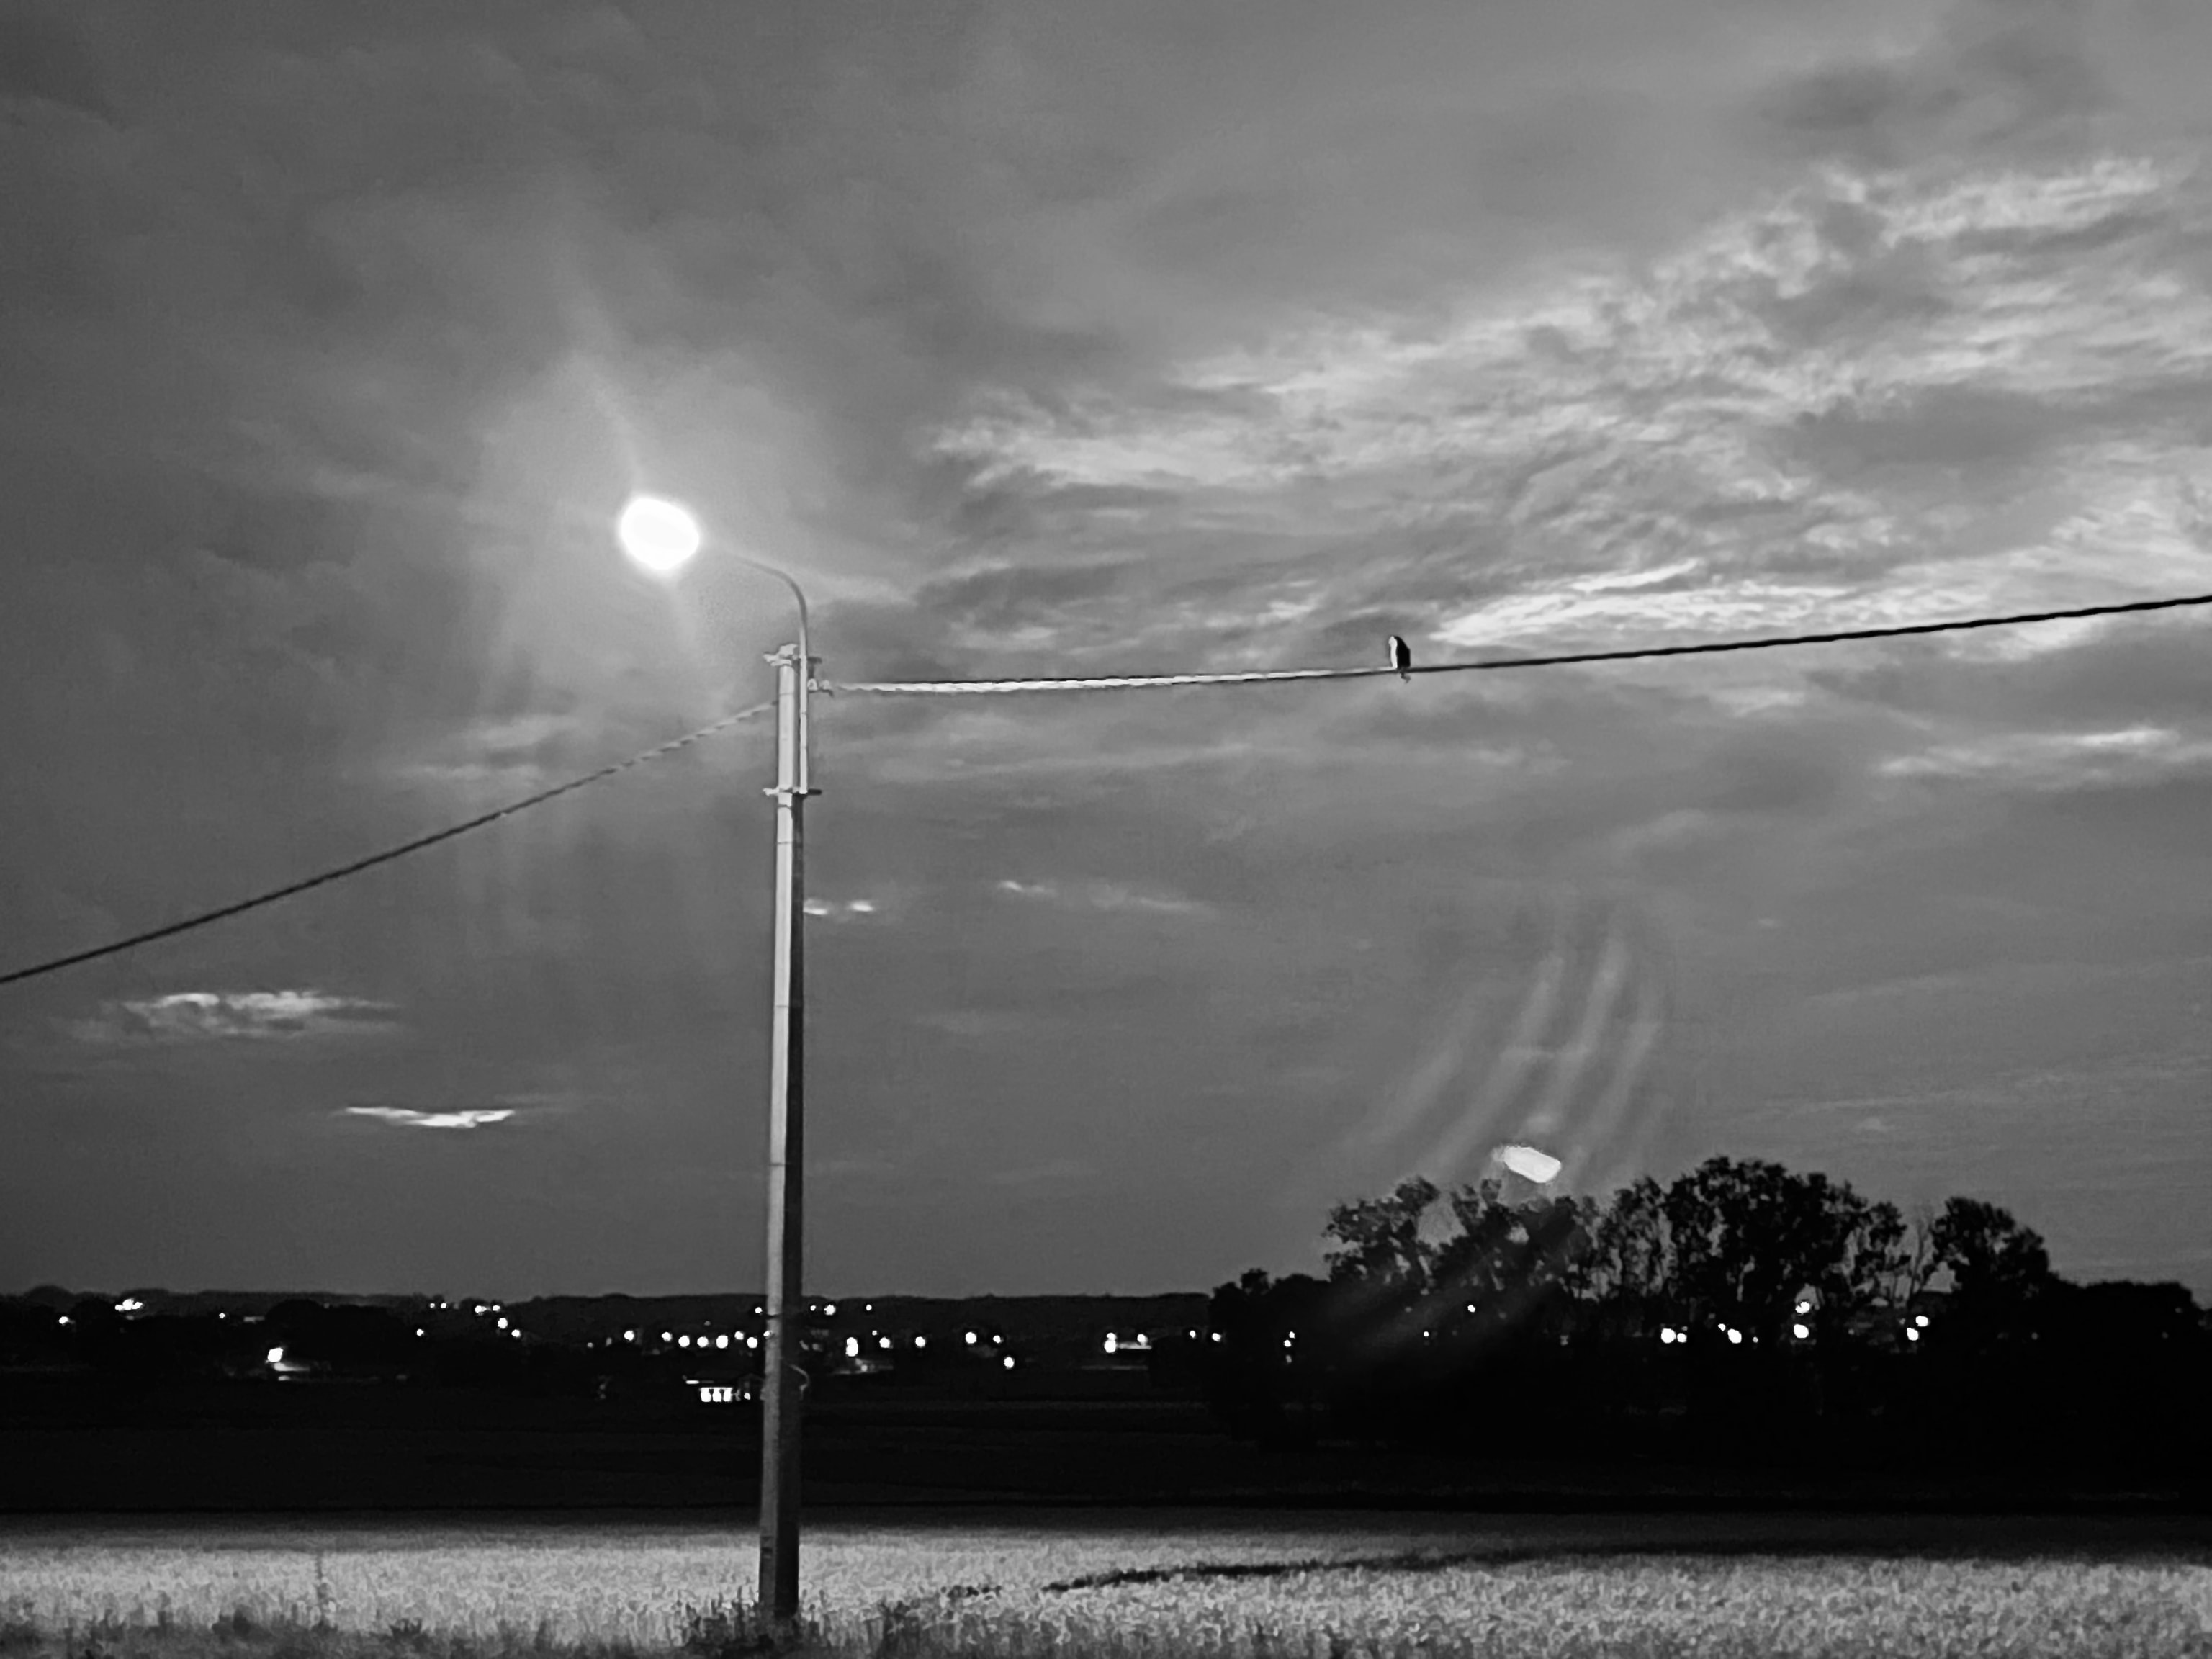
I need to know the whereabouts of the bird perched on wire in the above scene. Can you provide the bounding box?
[1386,635,1413,683]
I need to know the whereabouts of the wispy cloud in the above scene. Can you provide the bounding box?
[1879,725,2212,788]
[65,990,398,1046]
[342,1105,514,1131]
[984,1157,1092,1189]
[994,877,1208,914]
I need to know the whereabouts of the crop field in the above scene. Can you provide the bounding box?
[1,1511,2208,1659]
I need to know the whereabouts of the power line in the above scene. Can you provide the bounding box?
[0,702,775,991]
[824,591,2212,696]
[6,589,2209,991]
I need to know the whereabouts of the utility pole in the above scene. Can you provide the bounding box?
[757,641,815,1623]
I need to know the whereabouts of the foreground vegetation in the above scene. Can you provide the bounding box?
[2,1519,2206,1658]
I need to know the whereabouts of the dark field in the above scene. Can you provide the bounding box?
[1,1375,2200,1513]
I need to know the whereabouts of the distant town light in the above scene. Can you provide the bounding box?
[1105,1334,1120,1354]
[747,1336,760,1349]
[1210,1332,1223,1344]
[1792,1323,1811,1340]
[1906,1327,1920,1343]
[1002,1355,1015,1370]
[844,1337,860,1358]
[715,1334,729,1350]
[824,1303,837,1316]
[415,1328,425,1338]
[914,1336,927,1349]
[1795,1300,1812,1315]
[661,1331,674,1344]
[57,1316,68,1326]
[1659,1328,1676,1344]
[266,1346,284,1364]
[680,1335,693,1348]
[1726,1328,1744,1346]
[624,1330,637,1343]
[878,1337,892,1350]
[1914,1315,1930,1328]
[965,1331,978,1345]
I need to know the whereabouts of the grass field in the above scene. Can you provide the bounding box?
[1,1512,2207,1659]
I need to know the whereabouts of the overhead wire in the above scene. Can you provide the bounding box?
[822,591,2212,695]
[0,701,775,990]
[4,588,2210,989]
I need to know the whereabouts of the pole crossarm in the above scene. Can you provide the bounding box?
[818,590,2212,698]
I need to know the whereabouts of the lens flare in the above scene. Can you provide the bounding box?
[1493,1144,1563,1183]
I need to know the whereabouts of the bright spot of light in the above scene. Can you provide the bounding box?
[1792,1323,1811,1340]
[964,1331,977,1345]
[266,1347,284,1365]
[1493,1144,1563,1184]
[844,1337,860,1358]
[497,1318,509,1330]
[824,1303,837,1316]
[1907,1327,1920,1342]
[1001,1355,1015,1370]
[715,1335,729,1350]
[680,1336,693,1348]
[1726,1328,1743,1346]
[1915,1315,1930,1328]
[914,1336,927,1349]
[617,495,702,575]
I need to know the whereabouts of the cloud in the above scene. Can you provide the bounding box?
[914,1010,1035,1041]
[994,876,1207,914]
[983,1156,1092,1188]
[64,990,398,1046]
[342,1105,515,1131]
[1879,724,2212,788]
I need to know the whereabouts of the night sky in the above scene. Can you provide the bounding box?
[1,1,2207,1302]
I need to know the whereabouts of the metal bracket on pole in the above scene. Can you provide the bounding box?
[763,647,822,800]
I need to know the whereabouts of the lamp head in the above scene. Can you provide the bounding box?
[617,495,702,575]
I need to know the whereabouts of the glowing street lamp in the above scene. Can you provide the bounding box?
[616,494,703,575]
[617,493,818,1625]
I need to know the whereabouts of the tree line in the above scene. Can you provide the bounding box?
[1196,1156,2208,1484]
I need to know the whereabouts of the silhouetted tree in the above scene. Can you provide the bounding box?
[1321,1176,1439,1295]
[1661,1157,1875,1343]
[1930,1196,2054,1344]
[1427,1179,1588,1339]
[1570,1176,1673,1338]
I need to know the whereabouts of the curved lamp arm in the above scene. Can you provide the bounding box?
[725,554,811,678]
